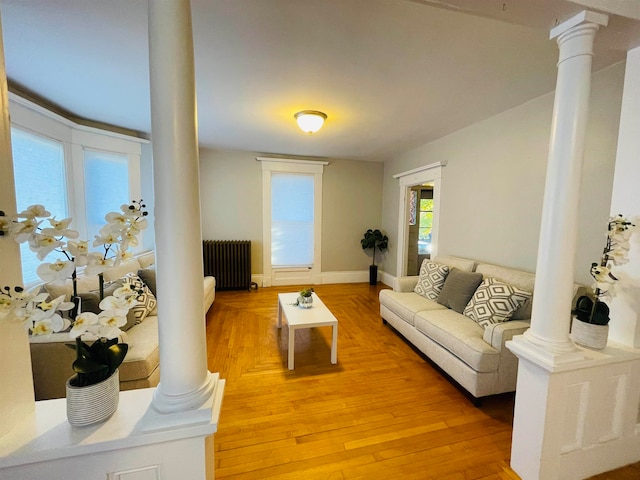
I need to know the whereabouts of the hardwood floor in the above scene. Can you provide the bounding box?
[206,282,639,479]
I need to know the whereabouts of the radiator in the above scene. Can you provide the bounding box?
[203,240,256,290]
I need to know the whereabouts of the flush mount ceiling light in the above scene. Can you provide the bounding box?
[294,110,327,134]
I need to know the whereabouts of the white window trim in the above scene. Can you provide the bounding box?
[394,161,446,277]
[9,93,148,258]
[257,156,328,287]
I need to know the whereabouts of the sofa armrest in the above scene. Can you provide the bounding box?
[483,320,530,350]
[393,276,419,292]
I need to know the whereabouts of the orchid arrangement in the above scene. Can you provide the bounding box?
[10,200,148,294]
[574,215,636,325]
[0,285,74,335]
[70,275,143,341]
[2,200,148,339]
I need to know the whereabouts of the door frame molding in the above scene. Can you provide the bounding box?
[393,161,446,277]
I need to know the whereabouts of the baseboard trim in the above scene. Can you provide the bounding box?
[252,270,395,287]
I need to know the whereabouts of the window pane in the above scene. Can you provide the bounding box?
[418,201,433,255]
[84,150,129,247]
[11,127,68,284]
[271,173,314,267]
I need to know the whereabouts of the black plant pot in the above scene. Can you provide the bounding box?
[369,265,378,286]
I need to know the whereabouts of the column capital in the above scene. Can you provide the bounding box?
[550,10,608,40]
[551,11,608,65]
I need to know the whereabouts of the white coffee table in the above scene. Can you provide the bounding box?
[277,292,338,370]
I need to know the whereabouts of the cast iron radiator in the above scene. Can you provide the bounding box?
[202,240,257,290]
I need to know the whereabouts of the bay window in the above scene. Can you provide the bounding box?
[8,94,150,285]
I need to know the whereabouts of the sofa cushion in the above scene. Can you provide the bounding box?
[379,289,446,326]
[118,316,159,382]
[137,251,156,269]
[436,268,483,313]
[102,259,142,283]
[125,273,157,326]
[45,275,101,302]
[138,267,157,296]
[433,255,475,273]
[463,277,531,328]
[414,309,500,372]
[475,263,535,320]
[414,260,449,300]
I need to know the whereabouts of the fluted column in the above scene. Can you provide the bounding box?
[148,0,215,413]
[523,11,608,357]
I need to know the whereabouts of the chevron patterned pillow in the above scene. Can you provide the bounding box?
[463,277,531,329]
[414,260,450,300]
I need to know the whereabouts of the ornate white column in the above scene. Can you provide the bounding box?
[514,10,608,365]
[506,12,640,480]
[148,0,217,415]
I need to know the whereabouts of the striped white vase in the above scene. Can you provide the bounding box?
[66,369,120,427]
[571,318,609,350]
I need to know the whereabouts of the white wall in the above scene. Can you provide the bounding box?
[199,148,384,275]
[381,62,625,285]
[609,46,640,348]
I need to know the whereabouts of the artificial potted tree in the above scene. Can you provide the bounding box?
[361,229,388,285]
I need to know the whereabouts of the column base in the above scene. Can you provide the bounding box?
[508,332,588,372]
[144,372,222,430]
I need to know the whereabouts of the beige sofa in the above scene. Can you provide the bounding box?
[379,255,536,402]
[29,252,216,400]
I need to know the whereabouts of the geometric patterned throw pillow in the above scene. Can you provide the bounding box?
[463,277,531,329]
[414,260,450,300]
[124,273,157,328]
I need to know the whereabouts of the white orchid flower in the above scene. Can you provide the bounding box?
[112,248,133,267]
[93,231,120,247]
[31,319,58,335]
[590,264,617,284]
[29,306,70,335]
[65,240,90,267]
[0,295,13,311]
[38,295,74,313]
[36,259,75,284]
[0,216,11,233]
[608,246,630,266]
[98,309,128,330]
[123,230,139,248]
[113,281,138,298]
[17,204,50,218]
[129,217,148,231]
[105,211,129,227]
[70,312,105,339]
[29,234,64,260]
[12,218,40,243]
[99,295,129,311]
[41,217,79,239]
[65,239,89,257]
[84,253,114,276]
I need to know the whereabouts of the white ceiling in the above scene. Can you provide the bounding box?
[1,0,639,161]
